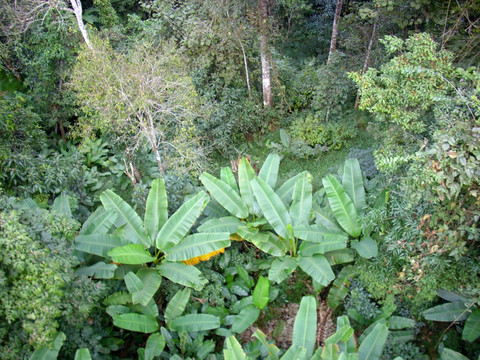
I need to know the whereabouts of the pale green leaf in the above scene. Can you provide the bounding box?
[79,208,118,235]
[221,167,240,193]
[197,216,241,234]
[75,234,124,257]
[108,244,156,264]
[440,348,469,360]
[145,178,168,244]
[258,153,280,188]
[232,305,260,333]
[101,189,150,247]
[351,237,378,259]
[145,333,165,360]
[238,157,257,214]
[268,257,297,284]
[156,191,209,250]
[358,322,389,360]
[165,288,191,324]
[52,194,72,218]
[165,232,230,261]
[224,336,247,360]
[253,276,269,310]
[250,232,288,256]
[423,302,469,322]
[290,172,312,226]
[462,309,480,342]
[113,313,158,333]
[342,158,366,213]
[132,269,162,306]
[74,348,92,360]
[292,296,317,358]
[124,271,144,294]
[75,261,117,279]
[29,332,65,360]
[297,255,335,286]
[280,345,307,360]
[157,261,207,290]
[169,314,220,332]
[251,177,292,239]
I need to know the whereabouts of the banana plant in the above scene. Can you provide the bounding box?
[223,296,392,360]
[200,154,350,288]
[315,158,389,260]
[75,178,230,334]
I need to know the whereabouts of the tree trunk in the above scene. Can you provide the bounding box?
[355,19,377,110]
[327,0,343,64]
[259,0,272,107]
[70,0,92,49]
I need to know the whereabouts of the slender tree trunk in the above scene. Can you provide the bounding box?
[259,0,272,107]
[327,0,343,64]
[355,19,377,110]
[70,0,92,49]
[237,34,251,97]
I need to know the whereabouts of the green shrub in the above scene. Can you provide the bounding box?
[0,197,106,359]
[289,112,357,150]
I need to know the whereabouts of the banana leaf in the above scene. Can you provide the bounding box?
[258,153,280,188]
[250,232,288,256]
[290,172,313,226]
[113,313,159,333]
[277,172,303,205]
[280,345,307,360]
[79,208,117,235]
[224,336,247,360]
[124,271,144,293]
[253,276,270,310]
[342,159,366,214]
[238,157,258,214]
[462,309,480,342]
[74,349,92,360]
[75,234,124,257]
[132,269,162,306]
[200,173,248,218]
[251,177,292,240]
[232,305,261,333]
[322,175,361,237]
[268,257,297,284]
[165,232,230,261]
[75,261,117,279]
[358,322,389,360]
[298,255,335,286]
[101,189,150,247]
[221,167,240,193]
[169,314,220,332]
[157,261,207,290]
[198,216,241,234]
[52,194,72,218]
[292,296,317,358]
[144,178,168,243]
[156,191,209,250]
[165,288,191,324]
[423,302,469,322]
[145,333,165,360]
[29,332,65,360]
[108,244,156,264]
[351,237,378,259]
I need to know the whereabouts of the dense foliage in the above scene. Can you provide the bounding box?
[0,0,479,358]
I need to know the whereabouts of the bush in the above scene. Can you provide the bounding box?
[0,197,106,359]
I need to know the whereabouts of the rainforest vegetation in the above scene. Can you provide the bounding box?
[0,0,479,359]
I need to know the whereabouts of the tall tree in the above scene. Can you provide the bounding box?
[327,0,342,64]
[259,0,273,107]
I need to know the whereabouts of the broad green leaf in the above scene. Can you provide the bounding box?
[423,302,469,322]
[166,232,230,261]
[101,189,150,247]
[132,269,162,306]
[29,332,65,360]
[113,313,158,333]
[258,153,280,188]
[145,333,165,360]
[253,276,270,310]
[295,224,348,253]
[221,167,240,193]
[298,255,335,286]
[351,237,378,259]
[373,190,389,210]
[232,305,260,333]
[156,191,209,250]
[327,266,354,310]
[280,345,307,360]
[108,244,156,264]
[268,257,297,284]
[157,261,207,290]
[277,172,302,205]
[224,336,247,360]
[322,175,361,237]
[80,208,117,235]
[124,271,144,294]
[165,288,191,324]
[74,348,92,360]
[292,296,317,358]
[197,340,215,359]
[462,309,480,342]
[104,291,132,306]
[358,322,389,360]
[314,209,341,231]
[200,173,248,218]
[204,199,230,218]
[253,329,280,359]
[251,177,292,239]
[198,216,241,234]
[325,249,355,265]
[145,179,168,244]
[238,157,257,214]
[388,316,416,330]
[437,290,469,303]
[130,298,159,319]
[336,316,356,353]
[440,348,469,360]
[325,325,355,345]
[169,314,220,332]
[237,224,259,240]
[52,194,72,218]
[250,232,288,256]
[231,296,254,314]
[290,172,312,226]
[342,159,366,214]
[75,261,117,279]
[75,234,124,257]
